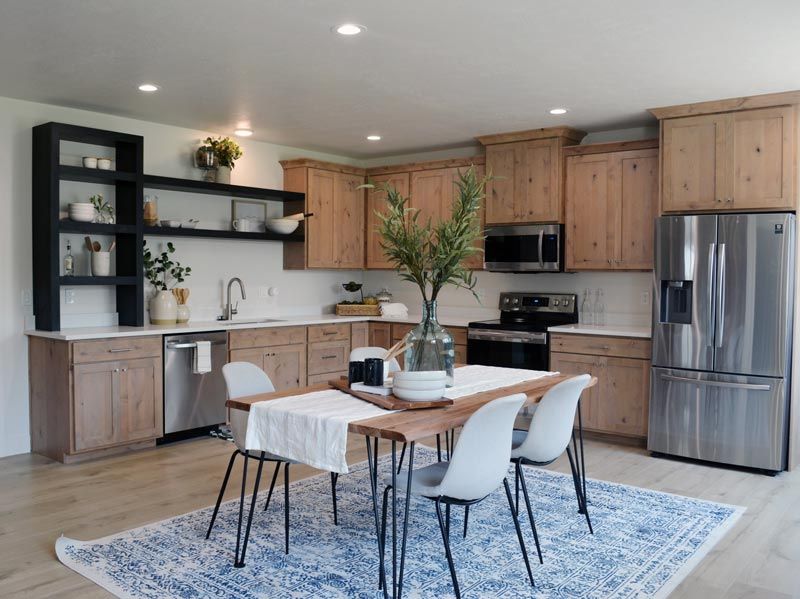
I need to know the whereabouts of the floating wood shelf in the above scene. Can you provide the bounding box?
[143,174,304,202]
[59,276,139,286]
[59,165,137,184]
[58,221,138,235]
[143,225,303,242]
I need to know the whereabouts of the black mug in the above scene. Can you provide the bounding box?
[363,358,384,387]
[348,361,365,385]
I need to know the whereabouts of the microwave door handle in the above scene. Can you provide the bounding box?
[707,243,716,344]
[537,230,544,269]
[715,243,726,348]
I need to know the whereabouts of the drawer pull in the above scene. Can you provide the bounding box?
[321,354,337,360]
[108,348,132,353]
[323,331,337,336]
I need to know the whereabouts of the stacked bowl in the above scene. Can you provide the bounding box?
[68,203,96,222]
[392,370,447,401]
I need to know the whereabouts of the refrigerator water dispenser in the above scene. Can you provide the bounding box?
[660,280,693,324]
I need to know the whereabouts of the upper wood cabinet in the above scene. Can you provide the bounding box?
[280,159,366,269]
[477,127,586,224]
[652,93,798,213]
[564,141,658,271]
[366,173,409,269]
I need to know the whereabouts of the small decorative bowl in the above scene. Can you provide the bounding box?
[266,218,300,234]
[160,219,181,228]
[82,157,97,168]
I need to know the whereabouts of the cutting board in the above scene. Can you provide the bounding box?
[328,378,453,410]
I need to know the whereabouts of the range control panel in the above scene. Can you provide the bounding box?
[499,292,578,314]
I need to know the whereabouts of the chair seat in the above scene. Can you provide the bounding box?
[385,462,449,498]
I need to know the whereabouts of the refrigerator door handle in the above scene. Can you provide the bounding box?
[707,243,716,344]
[715,243,726,348]
[661,374,771,391]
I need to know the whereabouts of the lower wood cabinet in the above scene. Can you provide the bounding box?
[549,333,651,439]
[351,322,368,350]
[307,324,351,382]
[369,322,391,349]
[229,343,307,391]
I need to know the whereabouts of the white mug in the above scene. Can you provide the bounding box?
[91,251,111,277]
[97,158,112,170]
[233,218,255,232]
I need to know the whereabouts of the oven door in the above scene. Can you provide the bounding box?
[484,224,563,272]
[467,329,549,370]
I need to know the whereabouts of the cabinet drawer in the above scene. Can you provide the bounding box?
[550,334,651,359]
[308,323,351,343]
[454,344,467,365]
[391,323,415,342]
[308,340,350,375]
[72,337,161,364]
[229,326,306,350]
[450,327,467,346]
[308,371,347,385]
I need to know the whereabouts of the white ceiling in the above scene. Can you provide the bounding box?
[1,0,799,158]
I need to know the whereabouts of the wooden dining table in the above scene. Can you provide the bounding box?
[227,370,596,599]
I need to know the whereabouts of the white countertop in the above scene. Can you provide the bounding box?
[24,312,486,341]
[547,323,651,339]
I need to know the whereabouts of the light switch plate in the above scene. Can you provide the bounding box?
[641,291,650,306]
[64,288,76,305]
[21,288,32,306]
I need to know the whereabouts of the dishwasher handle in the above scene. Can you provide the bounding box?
[166,340,227,350]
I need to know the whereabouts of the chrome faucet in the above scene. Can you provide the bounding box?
[219,277,246,321]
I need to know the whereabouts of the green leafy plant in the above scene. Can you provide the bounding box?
[203,136,243,169]
[89,193,115,223]
[365,165,487,304]
[143,240,192,291]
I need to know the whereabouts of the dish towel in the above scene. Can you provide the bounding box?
[192,341,212,374]
[380,302,409,319]
[245,389,396,474]
[444,364,558,399]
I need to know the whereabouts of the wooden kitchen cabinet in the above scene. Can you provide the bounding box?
[653,96,797,213]
[230,343,307,391]
[351,321,369,350]
[307,323,351,380]
[478,127,586,225]
[564,141,658,270]
[369,322,391,349]
[280,159,366,269]
[366,173,409,269]
[549,333,651,439]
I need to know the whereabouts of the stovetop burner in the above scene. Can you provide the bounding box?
[468,291,579,332]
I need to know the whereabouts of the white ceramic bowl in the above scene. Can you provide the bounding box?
[393,370,447,383]
[97,158,112,170]
[393,386,446,402]
[181,220,198,229]
[266,218,300,234]
[160,219,181,228]
[82,157,97,168]
[392,378,447,391]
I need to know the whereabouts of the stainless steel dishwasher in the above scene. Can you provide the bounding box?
[163,331,228,435]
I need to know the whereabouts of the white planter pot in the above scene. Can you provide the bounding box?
[216,166,231,184]
[176,304,190,324]
[90,251,111,276]
[149,290,178,325]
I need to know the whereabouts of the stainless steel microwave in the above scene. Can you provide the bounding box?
[484,224,564,272]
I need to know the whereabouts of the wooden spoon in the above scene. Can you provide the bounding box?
[108,241,116,252]
[84,236,94,252]
[92,241,101,252]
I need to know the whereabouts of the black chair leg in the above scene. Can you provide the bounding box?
[567,447,594,534]
[445,503,451,538]
[516,461,544,564]
[463,505,469,539]
[331,472,339,525]
[236,452,266,567]
[502,478,535,588]
[397,443,406,473]
[515,465,521,514]
[206,449,238,539]
[263,461,281,511]
[233,451,249,566]
[435,498,461,599]
[284,463,291,554]
[436,434,442,461]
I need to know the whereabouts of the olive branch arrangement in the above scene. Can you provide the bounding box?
[143,240,192,291]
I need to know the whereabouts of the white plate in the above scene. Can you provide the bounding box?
[393,370,447,383]
[392,379,447,391]
[393,386,446,402]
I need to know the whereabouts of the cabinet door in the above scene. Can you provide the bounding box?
[369,322,391,349]
[410,168,451,226]
[351,321,369,350]
[366,173,409,269]
[263,343,307,390]
[548,352,602,431]
[662,114,729,212]
[73,361,118,451]
[731,106,795,210]
[449,164,486,270]
[454,345,467,365]
[565,154,614,269]
[600,357,649,437]
[334,172,366,268]
[520,138,561,222]
[614,149,658,269]
[485,143,518,224]
[118,357,162,442]
[306,168,337,268]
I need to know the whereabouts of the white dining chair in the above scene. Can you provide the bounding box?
[380,393,535,599]
[509,374,594,563]
[205,362,339,566]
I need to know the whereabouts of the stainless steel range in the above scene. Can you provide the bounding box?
[468,292,578,371]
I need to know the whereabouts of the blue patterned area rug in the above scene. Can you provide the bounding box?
[56,447,743,598]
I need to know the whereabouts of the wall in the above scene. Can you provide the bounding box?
[1,95,363,458]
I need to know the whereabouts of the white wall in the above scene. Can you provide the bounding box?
[1,95,363,458]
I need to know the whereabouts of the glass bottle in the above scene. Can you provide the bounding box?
[580,288,593,325]
[594,289,606,326]
[404,300,455,386]
[64,240,74,276]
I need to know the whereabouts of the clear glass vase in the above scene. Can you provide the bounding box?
[403,300,455,386]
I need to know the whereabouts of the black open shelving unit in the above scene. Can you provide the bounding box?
[33,121,306,331]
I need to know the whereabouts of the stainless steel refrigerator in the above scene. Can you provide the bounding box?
[650,213,795,472]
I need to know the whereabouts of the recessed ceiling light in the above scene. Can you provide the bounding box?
[138,83,159,92]
[366,135,381,141]
[334,23,365,35]
[234,128,253,137]
[548,107,568,115]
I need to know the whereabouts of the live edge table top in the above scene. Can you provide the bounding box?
[225,372,596,444]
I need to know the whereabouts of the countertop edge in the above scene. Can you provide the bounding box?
[547,324,652,339]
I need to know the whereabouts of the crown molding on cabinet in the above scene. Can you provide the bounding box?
[476,126,587,146]
[562,138,658,157]
[278,158,366,176]
[649,90,800,120]
[365,155,485,177]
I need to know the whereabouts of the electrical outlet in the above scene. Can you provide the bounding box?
[641,291,650,306]
[258,286,270,298]
[64,288,76,305]
[21,288,32,306]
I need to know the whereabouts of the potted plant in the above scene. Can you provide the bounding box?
[89,193,115,224]
[367,166,487,385]
[143,241,192,325]
[203,136,243,184]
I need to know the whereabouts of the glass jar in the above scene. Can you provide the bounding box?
[376,287,393,304]
[144,195,159,226]
[403,300,455,386]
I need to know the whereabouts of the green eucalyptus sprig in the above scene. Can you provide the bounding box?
[143,240,192,291]
[203,136,243,169]
[364,165,487,303]
[89,193,115,221]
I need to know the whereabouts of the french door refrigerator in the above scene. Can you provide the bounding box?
[650,213,795,472]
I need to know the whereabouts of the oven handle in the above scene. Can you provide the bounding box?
[468,329,547,344]
[537,230,544,269]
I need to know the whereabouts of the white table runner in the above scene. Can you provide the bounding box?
[245,366,559,474]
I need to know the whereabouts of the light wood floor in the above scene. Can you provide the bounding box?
[1,435,799,598]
